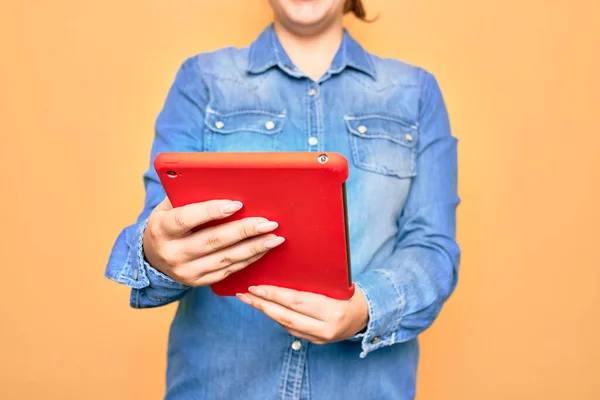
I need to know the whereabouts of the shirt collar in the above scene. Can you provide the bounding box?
[247,24,376,80]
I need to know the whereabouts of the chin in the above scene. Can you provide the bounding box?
[287,14,326,28]
[274,0,341,31]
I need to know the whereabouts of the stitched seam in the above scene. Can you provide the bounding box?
[202,70,260,88]
[418,68,427,115]
[304,349,310,400]
[316,84,324,153]
[134,220,150,286]
[146,265,186,288]
[291,362,301,399]
[348,135,362,173]
[355,162,416,178]
[346,71,421,92]
[344,114,419,128]
[206,108,286,118]
[116,244,133,282]
[357,279,380,358]
[132,289,140,308]
[146,294,175,302]
[292,346,307,399]
[380,269,406,333]
[272,116,281,151]
[204,69,271,91]
[279,340,294,399]
[347,130,416,147]
[305,81,311,151]
[204,121,212,151]
[185,57,210,137]
[357,162,414,176]
[206,127,283,135]
[411,136,416,172]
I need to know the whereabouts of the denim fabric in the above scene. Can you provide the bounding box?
[105,25,460,400]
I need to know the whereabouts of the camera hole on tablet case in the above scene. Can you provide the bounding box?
[318,154,328,163]
[167,170,178,178]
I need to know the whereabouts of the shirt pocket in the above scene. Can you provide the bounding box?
[345,114,418,178]
[204,108,286,152]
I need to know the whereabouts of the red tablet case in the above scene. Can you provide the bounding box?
[154,152,355,300]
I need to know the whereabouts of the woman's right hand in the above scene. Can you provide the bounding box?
[142,198,284,286]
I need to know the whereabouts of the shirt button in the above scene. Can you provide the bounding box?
[265,121,275,130]
[405,133,414,142]
[308,137,318,146]
[308,88,317,96]
[133,268,139,280]
[371,336,381,344]
[291,340,302,351]
[214,121,225,129]
[357,125,368,134]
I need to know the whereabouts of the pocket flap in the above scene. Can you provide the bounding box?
[205,108,286,135]
[344,115,418,148]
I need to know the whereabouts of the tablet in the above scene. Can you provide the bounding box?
[154,152,355,300]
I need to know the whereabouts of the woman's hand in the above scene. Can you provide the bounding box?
[143,197,284,286]
[236,285,369,344]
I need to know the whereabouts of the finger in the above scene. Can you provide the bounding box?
[283,329,328,345]
[188,234,284,275]
[182,217,279,259]
[191,252,267,286]
[247,285,331,321]
[154,196,173,212]
[241,293,324,336]
[161,200,243,237]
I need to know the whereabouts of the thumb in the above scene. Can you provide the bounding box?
[154,196,173,212]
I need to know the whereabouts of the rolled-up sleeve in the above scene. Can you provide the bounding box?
[350,70,460,358]
[104,56,207,308]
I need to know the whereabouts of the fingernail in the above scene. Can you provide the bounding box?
[256,221,278,234]
[221,201,243,214]
[263,236,285,249]
[236,293,252,305]
[248,286,266,297]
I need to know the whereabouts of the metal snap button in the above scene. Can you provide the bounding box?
[291,340,302,351]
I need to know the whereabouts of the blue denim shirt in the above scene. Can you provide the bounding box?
[106,25,460,400]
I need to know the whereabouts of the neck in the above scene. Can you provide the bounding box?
[273,21,344,82]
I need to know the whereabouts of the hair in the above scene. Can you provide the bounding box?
[343,0,377,22]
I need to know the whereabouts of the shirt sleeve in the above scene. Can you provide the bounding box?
[349,70,461,358]
[104,56,207,308]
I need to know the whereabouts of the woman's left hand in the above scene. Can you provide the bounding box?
[236,285,369,344]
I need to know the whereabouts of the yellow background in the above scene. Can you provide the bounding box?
[1,0,599,399]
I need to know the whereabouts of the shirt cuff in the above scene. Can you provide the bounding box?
[349,269,405,358]
[135,218,187,289]
[109,218,185,290]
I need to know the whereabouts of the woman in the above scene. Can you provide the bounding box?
[106,0,460,398]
